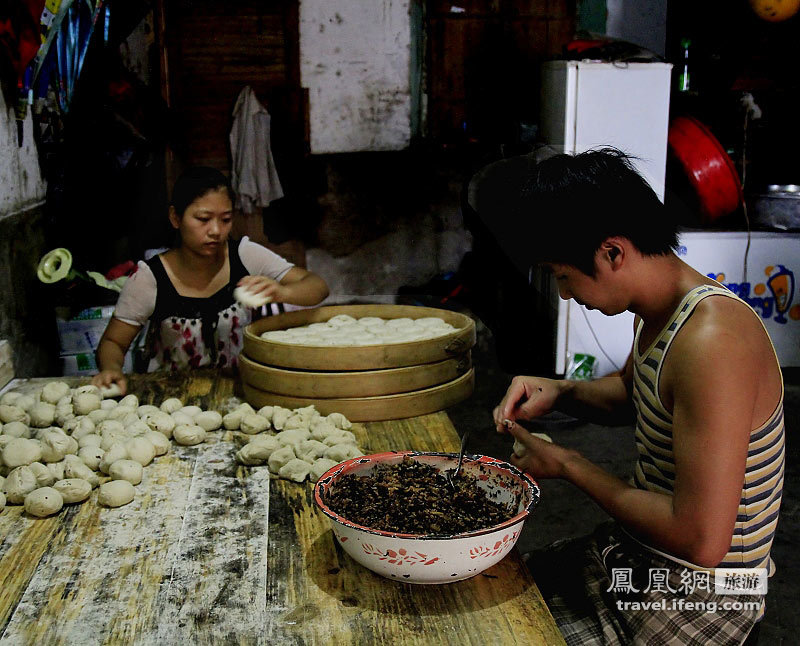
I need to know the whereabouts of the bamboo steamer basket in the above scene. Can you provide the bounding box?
[240,304,477,421]
[242,369,475,422]
[239,353,472,399]
[242,304,476,371]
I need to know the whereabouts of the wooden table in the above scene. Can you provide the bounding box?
[0,372,565,645]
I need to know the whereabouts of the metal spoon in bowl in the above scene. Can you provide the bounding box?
[446,429,471,492]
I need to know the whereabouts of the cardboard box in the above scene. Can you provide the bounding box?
[56,305,115,356]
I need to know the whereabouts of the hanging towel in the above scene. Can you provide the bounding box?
[229,85,284,213]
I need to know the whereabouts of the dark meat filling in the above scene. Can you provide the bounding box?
[325,456,516,535]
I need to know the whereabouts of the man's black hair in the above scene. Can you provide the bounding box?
[474,148,678,276]
[171,167,234,217]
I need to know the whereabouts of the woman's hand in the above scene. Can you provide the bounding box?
[492,376,563,432]
[91,369,128,396]
[507,423,580,479]
[238,275,289,303]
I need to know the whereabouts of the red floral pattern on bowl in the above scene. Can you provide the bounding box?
[314,451,540,584]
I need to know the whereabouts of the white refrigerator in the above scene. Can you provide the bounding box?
[539,60,673,375]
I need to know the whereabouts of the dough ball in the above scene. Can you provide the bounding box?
[78,446,105,471]
[142,412,176,438]
[41,381,71,404]
[99,383,123,399]
[2,421,31,439]
[100,399,118,411]
[173,424,206,446]
[5,465,38,504]
[327,314,357,327]
[0,404,29,425]
[236,435,280,465]
[2,437,43,468]
[64,456,100,487]
[53,478,92,504]
[283,415,309,432]
[119,394,139,409]
[0,434,13,453]
[87,409,110,424]
[223,411,243,431]
[99,442,128,474]
[256,406,274,422]
[240,414,269,435]
[25,487,64,517]
[0,491,4,511]
[323,444,363,463]
[108,459,143,485]
[63,435,79,456]
[107,405,136,421]
[194,411,223,432]
[73,384,101,397]
[69,417,97,440]
[56,395,73,408]
[33,425,64,441]
[47,460,66,482]
[125,437,156,467]
[278,458,311,483]
[179,405,202,419]
[77,433,102,449]
[73,393,102,415]
[310,458,338,482]
[54,405,75,427]
[322,430,357,447]
[0,391,21,406]
[298,440,329,463]
[326,412,352,430]
[236,403,256,416]
[29,461,56,487]
[310,420,337,441]
[271,407,292,431]
[159,398,183,414]
[98,480,135,507]
[143,431,170,456]
[275,429,311,452]
[233,285,272,308]
[268,445,296,474]
[100,429,128,451]
[170,411,194,427]
[136,404,160,418]
[98,419,125,436]
[125,420,151,437]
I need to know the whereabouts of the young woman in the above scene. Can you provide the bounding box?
[92,167,328,394]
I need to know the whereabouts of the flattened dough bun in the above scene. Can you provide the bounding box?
[234,285,273,309]
[98,480,135,507]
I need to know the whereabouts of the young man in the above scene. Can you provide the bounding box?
[483,149,784,645]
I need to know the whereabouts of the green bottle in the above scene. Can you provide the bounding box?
[678,38,691,92]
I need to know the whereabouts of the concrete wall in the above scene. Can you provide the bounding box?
[0,91,54,378]
[299,0,413,153]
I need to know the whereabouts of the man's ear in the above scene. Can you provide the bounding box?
[168,206,180,230]
[600,239,624,268]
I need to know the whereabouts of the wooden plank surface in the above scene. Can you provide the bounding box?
[0,373,565,645]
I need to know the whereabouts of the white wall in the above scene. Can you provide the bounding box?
[299,0,412,153]
[0,93,46,217]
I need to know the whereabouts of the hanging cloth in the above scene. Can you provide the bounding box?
[229,85,284,214]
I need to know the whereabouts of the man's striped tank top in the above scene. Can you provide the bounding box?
[631,284,785,574]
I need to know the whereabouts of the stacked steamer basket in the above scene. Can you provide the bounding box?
[240,305,476,422]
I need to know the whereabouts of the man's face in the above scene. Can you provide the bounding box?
[546,256,625,316]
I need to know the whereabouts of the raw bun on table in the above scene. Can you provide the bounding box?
[25,487,63,517]
[98,480,135,507]
[5,466,38,504]
[53,478,92,503]
[2,437,42,468]
[108,459,144,485]
[173,424,206,446]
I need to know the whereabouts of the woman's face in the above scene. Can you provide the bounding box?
[170,188,233,256]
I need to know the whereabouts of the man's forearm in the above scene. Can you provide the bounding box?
[555,374,634,424]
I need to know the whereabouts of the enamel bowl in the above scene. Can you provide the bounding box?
[314,450,540,584]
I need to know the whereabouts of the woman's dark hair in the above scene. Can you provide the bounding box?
[171,167,234,217]
[474,148,678,276]
[521,148,678,275]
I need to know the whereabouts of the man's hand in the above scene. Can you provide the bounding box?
[91,369,128,396]
[507,423,580,479]
[493,376,562,432]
